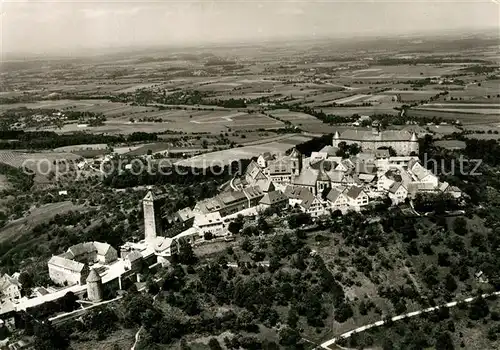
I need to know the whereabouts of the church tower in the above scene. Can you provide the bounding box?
[289,148,303,176]
[332,131,340,148]
[409,132,419,155]
[143,190,163,246]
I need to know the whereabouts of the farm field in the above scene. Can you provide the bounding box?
[415,103,500,115]
[341,64,465,79]
[434,139,466,150]
[53,144,108,152]
[406,108,500,124]
[176,134,312,168]
[267,109,317,122]
[0,99,156,117]
[319,104,400,116]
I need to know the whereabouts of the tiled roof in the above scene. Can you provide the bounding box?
[68,242,96,257]
[267,157,292,174]
[339,129,414,142]
[292,167,318,187]
[326,187,346,203]
[93,241,112,256]
[389,182,404,194]
[298,190,316,210]
[259,190,288,205]
[243,186,264,200]
[255,179,275,193]
[411,162,432,181]
[48,256,85,272]
[319,145,338,156]
[345,186,365,199]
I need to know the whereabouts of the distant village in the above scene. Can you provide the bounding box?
[0,126,463,337]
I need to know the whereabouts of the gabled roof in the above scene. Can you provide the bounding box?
[297,190,316,210]
[338,129,414,142]
[345,186,365,200]
[255,179,275,193]
[292,167,318,187]
[243,186,264,200]
[266,157,292,174]
[259,152,274,161]
[411,162,433,181]
[143,190,168,202]
[384,169,402,182]
[327,170,344,183]
[93,242,113,256]
[259,190,288,205]
[326,187,346,203]
[0,274,20,291]
[194,212,223,226]
[48,256,85,272]
[389,182,406,194]
[68,242,96,257]
[176,207,195,222]
[319,145,338,156]
[375,149,390,158]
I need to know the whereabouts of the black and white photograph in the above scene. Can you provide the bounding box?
[0,0,499,349]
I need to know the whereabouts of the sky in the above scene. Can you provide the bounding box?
[1,0,499,55]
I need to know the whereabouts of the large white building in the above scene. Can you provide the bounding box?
[332,129,419,156]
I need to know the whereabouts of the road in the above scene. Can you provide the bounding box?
[320,291,500,349]
[48,296,122,326]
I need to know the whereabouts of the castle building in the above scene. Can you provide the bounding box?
[332,129,419,156]
[86,269,103,302]
[47,241,117,286]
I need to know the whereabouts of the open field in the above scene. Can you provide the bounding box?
[0,99,156,117]
[415,103,500,115]
[267,109,317,122]
[406,108,500,124]
[434,139,466,150]
[176,134,312,167]
[319,104,400,116]
[341,64,466,79]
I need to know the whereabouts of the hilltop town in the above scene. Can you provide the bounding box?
[0,21,499,350]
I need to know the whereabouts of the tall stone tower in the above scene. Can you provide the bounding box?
[143,190,163,246]
[289,148,303,176]
[409,132,419,155]
[86,268,103,302]
[332,131,340,148]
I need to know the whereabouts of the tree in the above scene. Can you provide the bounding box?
[287,306,299,328]
[335,301,354,323]
[469,296,489,320]
[177,240,197,265]
[241,237,253,252]
[33,322,69,350]
[444,273,458,292]
[208,338,222,350]
[453,217,468,236]
[279,326,301,346]
[435,332,454,350]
